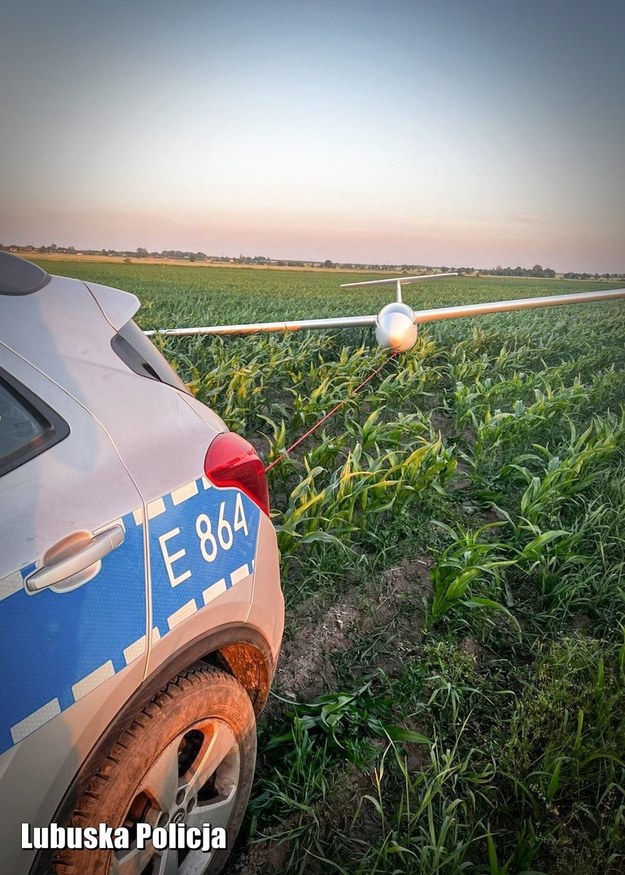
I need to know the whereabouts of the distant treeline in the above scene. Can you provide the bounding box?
[476,264,624,280]
[2,244,622,279]
[479,264,556,278]
[561,271,625,280]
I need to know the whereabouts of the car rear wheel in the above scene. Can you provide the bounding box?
[53,664,256,875]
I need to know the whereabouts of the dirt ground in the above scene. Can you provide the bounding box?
[228,556,433,874]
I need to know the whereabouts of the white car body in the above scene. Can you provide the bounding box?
[0,253,284,875]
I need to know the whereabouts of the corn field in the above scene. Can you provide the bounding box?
[41,260,625,874]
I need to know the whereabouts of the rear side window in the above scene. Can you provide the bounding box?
[0,372,70,476]
[111,321,189,394]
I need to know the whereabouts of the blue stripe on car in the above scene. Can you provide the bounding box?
[0,478,259,755]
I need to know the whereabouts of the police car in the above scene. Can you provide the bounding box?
[0,252,284,875]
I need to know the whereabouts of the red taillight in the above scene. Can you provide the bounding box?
[204,432,270,516]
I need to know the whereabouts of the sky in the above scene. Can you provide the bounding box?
[1,0,624,272]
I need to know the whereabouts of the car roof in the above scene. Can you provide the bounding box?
[0,252,51,296]
[0,254,141,342]
[0,256,141,388]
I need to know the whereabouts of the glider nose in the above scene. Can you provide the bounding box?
[375,302,418,352]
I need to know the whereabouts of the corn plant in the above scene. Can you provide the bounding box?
[426,523,518,631]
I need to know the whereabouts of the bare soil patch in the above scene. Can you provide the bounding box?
[227,557,433,874]
[274,557,433,702]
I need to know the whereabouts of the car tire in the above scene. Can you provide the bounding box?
[53,663,256,875]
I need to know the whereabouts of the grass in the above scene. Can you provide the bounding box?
[37,259,625,874]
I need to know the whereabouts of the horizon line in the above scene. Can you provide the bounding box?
[2,242,623,278]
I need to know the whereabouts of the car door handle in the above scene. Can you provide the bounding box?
[25,525,125,593]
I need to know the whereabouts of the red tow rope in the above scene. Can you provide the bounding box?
[264,352,398,472]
